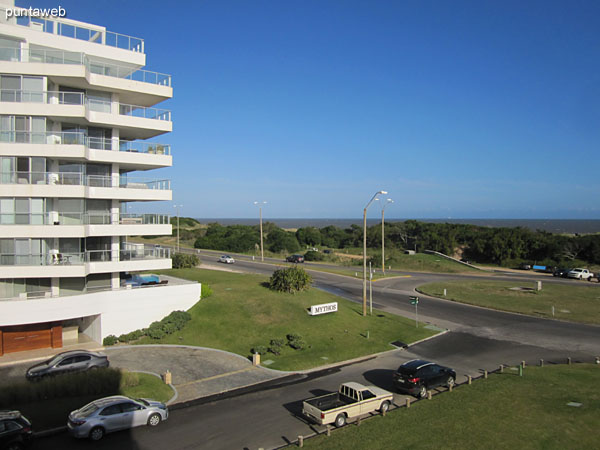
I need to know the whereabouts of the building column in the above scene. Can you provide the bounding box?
[111,127,119,151]
[111,236,120,262]
[111,272,120,290]
[51,277,60,297]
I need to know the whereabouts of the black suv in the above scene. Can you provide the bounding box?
[0,410,33,450]
[286,254,305,263]
[393,359,456,398]
[26,350,109,381]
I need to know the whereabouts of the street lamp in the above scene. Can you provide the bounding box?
[380,199,393,274]
[363,190,387,316]
[173,204,182,252]
[253,201,267,261]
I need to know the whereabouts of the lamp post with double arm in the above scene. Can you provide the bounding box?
[363,190,387,316]
[253,201,267,261]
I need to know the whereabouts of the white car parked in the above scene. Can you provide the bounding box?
[567,268,593,280]
[219,255,235,264]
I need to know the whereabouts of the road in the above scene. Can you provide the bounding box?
[33,248,600,449]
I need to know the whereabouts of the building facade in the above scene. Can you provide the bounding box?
[0,0,200,354]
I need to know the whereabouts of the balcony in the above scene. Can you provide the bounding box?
[0,47,170,87]
[1,6,144,53]
[0,246,171,266]
[0,89,172,122]
[0,131,171,156]
[0,171,171,191]
[0,212,170,226]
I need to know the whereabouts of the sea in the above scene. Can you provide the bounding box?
[194,219,600,235]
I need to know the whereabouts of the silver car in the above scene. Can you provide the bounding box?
[67,395,168,441]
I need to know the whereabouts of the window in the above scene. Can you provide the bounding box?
[57,357,75,366]
[100,405,121,416]
[120,403,142,413]
[0,420,22,433]
[75,355,91,363]
[361,390,376,400]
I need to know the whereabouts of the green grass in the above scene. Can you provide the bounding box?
[300,364,600,450]
[144,268,437,371]
[6,372,172,431]
[418,280,600,324]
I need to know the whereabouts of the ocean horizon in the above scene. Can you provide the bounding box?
[193,218,600,235]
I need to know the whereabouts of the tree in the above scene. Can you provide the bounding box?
[296,227,322,247]
[266,228,300,253]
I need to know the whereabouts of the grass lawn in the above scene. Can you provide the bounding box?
[300,364,600,450]
[418,280,600,324]
[143,268,437,371]
[4,372,172,431]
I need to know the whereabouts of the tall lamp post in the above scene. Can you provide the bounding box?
[363,190,387,316]
[381,199,393,274]
[253,201,267,261]
[173,204,182,253]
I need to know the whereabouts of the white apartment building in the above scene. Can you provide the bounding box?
[0,0,200,355]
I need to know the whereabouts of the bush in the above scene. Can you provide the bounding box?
[201,284,213,298]
[268,267,312,294]
[172,253,200,269]
[147,322,167,339]
[144,310,191,340]
[304,250,324,261]
[268,338,284,355]
[251,345,267,355]
[287,333,307,350]
[103,335,118,346]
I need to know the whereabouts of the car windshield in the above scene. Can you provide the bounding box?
[46,354,67,366]
[78,403,100,417]
[136,398,150,406]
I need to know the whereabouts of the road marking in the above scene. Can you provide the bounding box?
[177,366,257,387]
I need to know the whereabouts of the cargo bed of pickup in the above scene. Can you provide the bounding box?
[304,393,357,412]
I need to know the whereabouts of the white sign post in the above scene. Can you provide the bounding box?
[309,302,338,316]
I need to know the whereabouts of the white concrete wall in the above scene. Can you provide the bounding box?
[0,282,201,339]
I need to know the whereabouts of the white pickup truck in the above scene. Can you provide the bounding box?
[302,382,393,427]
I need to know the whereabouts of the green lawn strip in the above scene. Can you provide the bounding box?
[5,373,171,431]
[146,269,437,371]
[418,280,600,324]
[300,364,600,450]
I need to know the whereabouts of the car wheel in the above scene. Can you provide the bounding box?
[334,413,346,428]
[89,426,105,441]
[89,366,99,371]
[147,413,161,427]
[418,386,427,399]
[379,401,390,414]
[446,376,455,388]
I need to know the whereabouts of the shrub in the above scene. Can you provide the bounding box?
[103,335,118,346]
[251,345,267,355]
[147,322,166,339]
[172,253,199,269]
[201,284,213,298]
[268,267,312,293]
[268,338,284,355]
[304,250,324,261]
[287,333,306,350]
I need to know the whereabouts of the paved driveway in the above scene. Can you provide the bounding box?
[105,345,285,402]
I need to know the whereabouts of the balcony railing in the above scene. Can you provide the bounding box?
[0,246,170,266]
[0,171,171,190]
[0,89,171,121]
[0,47,171,86]
[1,7,144,52]
[0,212,170,225]
[0,131,171,156]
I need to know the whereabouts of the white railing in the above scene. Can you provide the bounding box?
[0,47,170,86]
[0,131,171,156]
[0,171,171,190]
[1,7,144,53]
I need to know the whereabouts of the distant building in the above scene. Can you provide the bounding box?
[0,0,200,355]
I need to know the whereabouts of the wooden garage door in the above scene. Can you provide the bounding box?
[2,324,53,354]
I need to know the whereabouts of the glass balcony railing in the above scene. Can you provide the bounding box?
[0,212,170,225]
[0,171,171,190]
[1,6,144,53]
[0,132,171,156]
[0,89,172,122]
[0,47,171,86]
[0,247,171,266]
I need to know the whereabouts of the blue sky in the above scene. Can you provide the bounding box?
[19,0,600,219]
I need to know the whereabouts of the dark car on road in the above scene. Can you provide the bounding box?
[286,254,305,263]
[0,410,33,450]
[26,350,109,381]
[393,359,456,398]
[553,268,570,278]
[518,263,532,270]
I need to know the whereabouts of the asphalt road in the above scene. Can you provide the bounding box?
[33,248,600,449]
